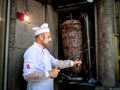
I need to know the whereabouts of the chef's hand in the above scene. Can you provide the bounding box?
[73,60,82,66]
[49,68,60,78]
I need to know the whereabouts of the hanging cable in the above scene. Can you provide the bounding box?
[44,0,48,22]
[24,0,30,23]
[25,0,28,13]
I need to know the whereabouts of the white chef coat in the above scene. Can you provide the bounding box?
[23,42,57,90]
[23,42,74,90]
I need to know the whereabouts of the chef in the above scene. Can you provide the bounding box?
[23,23,82,90]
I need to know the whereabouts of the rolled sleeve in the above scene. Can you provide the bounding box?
[45,71,49,78]
[70,61,74,66]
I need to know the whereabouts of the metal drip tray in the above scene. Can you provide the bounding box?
[67,77,83,81]
[60,73,83,82]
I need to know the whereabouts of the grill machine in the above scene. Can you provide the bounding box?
[56,2,97,90]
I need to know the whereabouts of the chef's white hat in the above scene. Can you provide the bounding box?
[32,23,50,36]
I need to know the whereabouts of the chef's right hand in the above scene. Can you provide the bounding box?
[49,68,60,78]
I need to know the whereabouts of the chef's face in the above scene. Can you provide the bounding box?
[41,32,52,47]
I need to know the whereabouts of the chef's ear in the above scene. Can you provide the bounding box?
[38,34,44,40]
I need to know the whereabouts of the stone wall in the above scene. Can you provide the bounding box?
[96,0,115,88]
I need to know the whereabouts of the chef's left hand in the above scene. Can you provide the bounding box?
[73,60,82,66]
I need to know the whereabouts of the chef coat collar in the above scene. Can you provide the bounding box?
[34,42,46,54]
[34,42,44,49]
